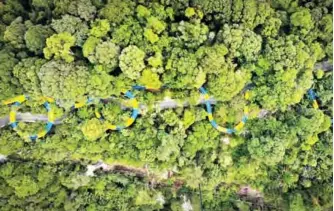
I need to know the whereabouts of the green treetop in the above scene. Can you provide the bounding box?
[24,24,54,54]
[119,45,146,80]
[43,32,76,63]
[13,57,46,97]
[4,17,26,49]
[51,15,89,46]
[38,60,89,104]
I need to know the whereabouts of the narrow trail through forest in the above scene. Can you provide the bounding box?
[0,61,331,128]
[0,97,217,128]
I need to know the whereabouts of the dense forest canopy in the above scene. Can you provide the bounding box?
[0,0,333,210]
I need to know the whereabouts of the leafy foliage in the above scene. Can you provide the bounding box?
[24,25,53,54]
[43,32,76,62]
[51,15,88,46]
[38,60,89,103]
[4,17,26,49]
[0,0,332,210]
[13,57,45,96]
[119,45,146,80]
[85,40,120,73]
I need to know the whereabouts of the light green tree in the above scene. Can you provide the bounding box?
[43,32,76,62]
[119,45,146,80]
